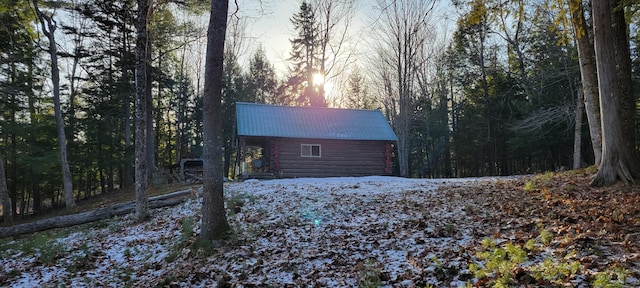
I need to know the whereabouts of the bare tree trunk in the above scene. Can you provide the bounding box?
[612,0,637,153]
[573,86,584,169]
[313,0,356,103]
[0,150,13,225]
[375,0,436,177]
[590,0,638,186]
[200,0,231,242]
[122,22,134,188]
[33,0,76,209]
[135,0,151,221]
[478,21,495,176]
[569,0,602,166]
[146,37,155,180]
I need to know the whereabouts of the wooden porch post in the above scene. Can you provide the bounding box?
[239,136,246,175]
[385,142,392,174]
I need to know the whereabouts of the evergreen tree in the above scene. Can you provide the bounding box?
[289,1,324,107]
[0,0,43,217]
[221,52,248,179]
[248,47,277,104]
[342,67,374,109]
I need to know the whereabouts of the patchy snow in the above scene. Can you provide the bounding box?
[1,175,637,287]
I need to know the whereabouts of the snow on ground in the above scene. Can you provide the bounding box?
[1,175,634,287]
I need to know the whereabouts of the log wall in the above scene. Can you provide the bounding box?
[272,138,392,178]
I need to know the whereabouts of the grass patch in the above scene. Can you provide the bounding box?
[166,217,195,262]
[13,230,70,265]
[226,191,256,217]
[358,258,383,288]
[190,238,216,259]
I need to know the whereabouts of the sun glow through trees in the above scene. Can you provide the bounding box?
[313,72,333,98]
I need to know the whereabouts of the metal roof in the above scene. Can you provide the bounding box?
[236,102,398,141]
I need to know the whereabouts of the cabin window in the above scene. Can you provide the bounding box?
[301,144,321,157]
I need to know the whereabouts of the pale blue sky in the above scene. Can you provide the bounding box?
[240,0,457,76]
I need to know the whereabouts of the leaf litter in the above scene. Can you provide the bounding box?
[1,172,639,287]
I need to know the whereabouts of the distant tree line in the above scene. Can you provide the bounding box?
[1,0,640,221]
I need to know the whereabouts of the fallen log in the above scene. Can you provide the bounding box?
[0,189,194,238]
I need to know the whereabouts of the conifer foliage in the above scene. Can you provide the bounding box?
[289,1,325,107]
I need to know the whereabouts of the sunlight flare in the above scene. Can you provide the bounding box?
[312,72,325,85]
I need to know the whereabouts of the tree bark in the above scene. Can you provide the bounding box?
[569,0,602,166]
[200,0,231,242]
[0,189,193,239]
[122,23,134,188]
[478,19,495,176]
[612,0,637,152]
[573,86,584,169]
[376,0,435,177]
[0,150,13,225]
[146,43,155,180]
[33,0,76,209]
[590,0,639,186]
[135,0,151,221]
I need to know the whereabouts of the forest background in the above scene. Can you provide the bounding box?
[1,0,640,220]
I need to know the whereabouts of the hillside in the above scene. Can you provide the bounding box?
[1,172,639,287]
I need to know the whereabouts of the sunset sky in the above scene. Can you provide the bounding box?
[241,0,457,76]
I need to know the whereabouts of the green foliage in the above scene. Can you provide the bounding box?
[539,228,553,245]
[523,180,537,192]
[592,267,629,288]
[226,191,255,217]
[359,259,383,288]
[13,231,68,265]
[530,258,581,284]
[471,238,527,286]
[288,1,324,107]
[167,216,195,262]
[523,239,535,251]
[248,47,278,105]
[469,228,633,287]
[536,172,556,184]
[190,237,217,259]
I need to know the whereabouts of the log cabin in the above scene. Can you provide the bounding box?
[236,102,398,179]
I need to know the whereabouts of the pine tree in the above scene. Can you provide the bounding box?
[343,67,374,109]
[289,1,324,107]
[248,47,277,104]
